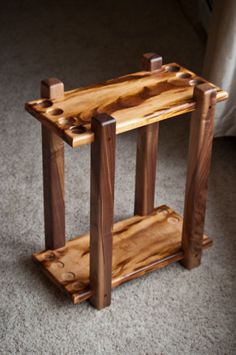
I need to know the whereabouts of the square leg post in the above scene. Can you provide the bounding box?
[134,53,162,215]
[90,114,116,309]
[41,78,65,250]
[181,83,217,269]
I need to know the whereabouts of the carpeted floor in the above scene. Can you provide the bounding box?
[0,1,235,354]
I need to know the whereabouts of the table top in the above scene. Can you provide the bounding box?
[25,63,228,148]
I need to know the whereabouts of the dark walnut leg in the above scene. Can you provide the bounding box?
[41,78,65,250]
[89,113,116,309]
[134,53,162,216]
[181,83,217,269]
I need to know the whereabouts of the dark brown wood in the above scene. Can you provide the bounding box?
[26,59,227,309]
[41,78,65,250]
[141,53,163,71]
[134,54,161,215]
[134,123,159,215]
[89,113,116,309]
[41,77,64,99]
[181,83,217,269]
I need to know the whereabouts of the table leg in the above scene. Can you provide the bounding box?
[181,83,217,269]
[90,113,116,309]
[41,78,65,250]
[134,53,162,216]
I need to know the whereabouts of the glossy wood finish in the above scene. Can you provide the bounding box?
[25,64,228,148]
[27,57,228,309]
[90,114,116,309]
[135,124,159,215]
[41,78,65,250]
[181,83,217,269]
[33,205,212,304]
[135,54,161,216]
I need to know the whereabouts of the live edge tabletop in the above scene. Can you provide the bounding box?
[25,63,228,148]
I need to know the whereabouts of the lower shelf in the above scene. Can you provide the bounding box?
[33,205,212,304]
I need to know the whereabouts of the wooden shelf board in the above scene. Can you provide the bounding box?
[33,205,212,304]
[25,64,228,148]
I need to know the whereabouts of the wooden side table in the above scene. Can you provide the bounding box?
[25,53,228,309]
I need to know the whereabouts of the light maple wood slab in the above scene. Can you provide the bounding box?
[33,205,212,304]
[25,63,228,148]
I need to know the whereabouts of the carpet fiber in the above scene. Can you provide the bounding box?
[0,1,235,354]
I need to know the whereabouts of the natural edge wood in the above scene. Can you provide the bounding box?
[32,205,212,305]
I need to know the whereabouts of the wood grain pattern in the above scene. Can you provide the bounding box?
[90,114,116,309]
[33,205,212,304]
[181,83,216,269]
[135,123,159,215]
[41,78,65,250]
[25,63,228,148]
[134,54,161,215]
